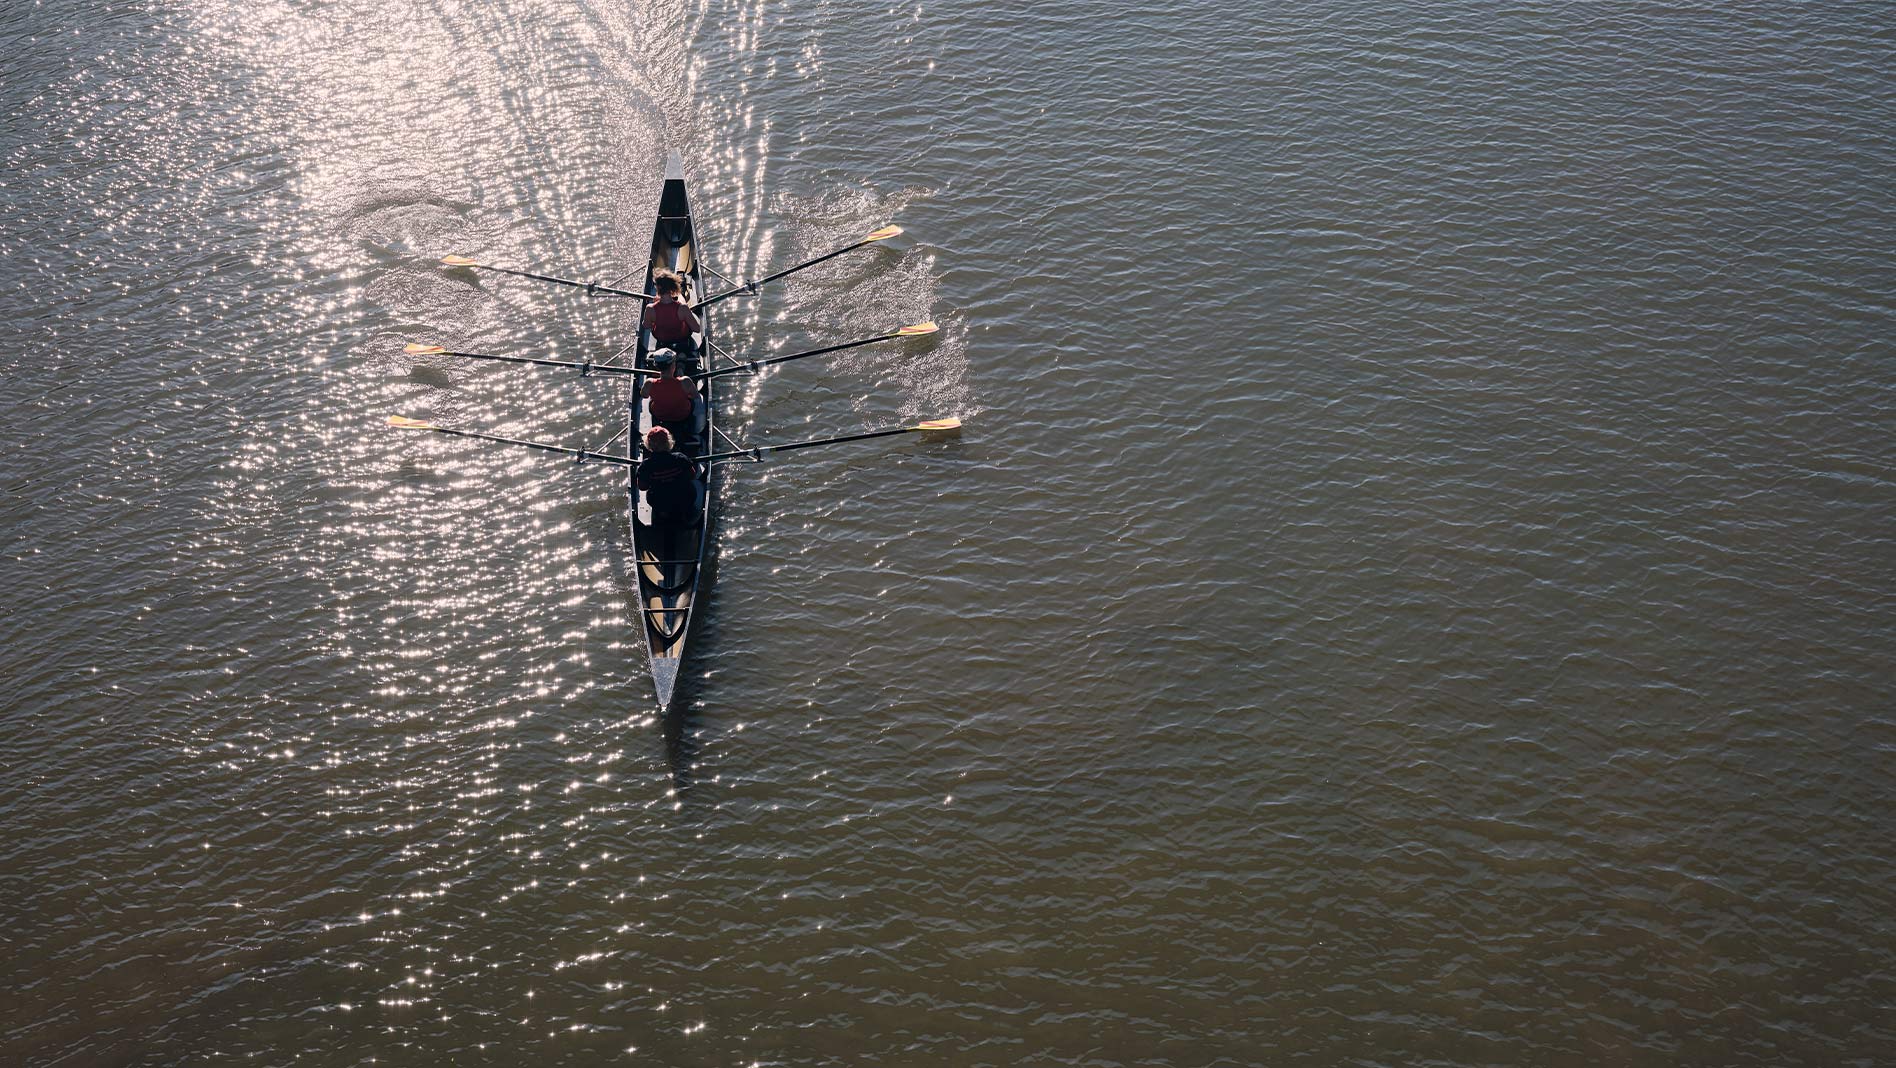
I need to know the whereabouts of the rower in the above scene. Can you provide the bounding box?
[642,348,699,447]
[635,426,700,527]
[641,268,701,363]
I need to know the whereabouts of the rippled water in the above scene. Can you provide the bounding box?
[4,0,1893,1064]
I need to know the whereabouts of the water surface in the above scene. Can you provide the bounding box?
[3,0,1892,1064]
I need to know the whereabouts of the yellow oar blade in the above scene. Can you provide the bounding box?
[864,225,903,242]
[388,416,438,431]
[404,343,446,355]
[897,321,938,336]
[440,254,481,268]
[915,418,961,432]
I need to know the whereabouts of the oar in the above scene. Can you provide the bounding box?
[699,322,937,381]
[702,418,961,463]
[438,255,653,300]
[404,343,655,377]
[693,225,903,311]
[387,416,634,466]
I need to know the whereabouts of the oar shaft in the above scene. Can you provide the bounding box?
[702,424,921,463]
[459,262,653,301]
[411,424,635,466]
[430,348,653,377]
[699,331,902,381]
[694,230,895,310]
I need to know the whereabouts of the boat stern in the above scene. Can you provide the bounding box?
[650,657,681,709]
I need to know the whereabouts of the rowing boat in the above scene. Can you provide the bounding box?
[391,154,960,709]
[630,152,713,707]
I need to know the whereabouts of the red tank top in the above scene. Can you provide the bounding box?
[647,377,694,422]
[651,300,691,342]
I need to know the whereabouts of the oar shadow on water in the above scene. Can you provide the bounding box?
[661,696,701,796]
[405,363,458,390]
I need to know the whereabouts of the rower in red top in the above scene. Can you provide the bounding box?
[641,268,700,362]
[642,348,699,445]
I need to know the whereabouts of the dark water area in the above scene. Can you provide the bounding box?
[3,1,1893,1064]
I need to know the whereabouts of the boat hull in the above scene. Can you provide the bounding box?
[630,151,715,709]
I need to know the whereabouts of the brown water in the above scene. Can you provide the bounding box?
[3,0,1893,1064]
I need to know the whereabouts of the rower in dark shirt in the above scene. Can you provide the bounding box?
[635,426,700,526]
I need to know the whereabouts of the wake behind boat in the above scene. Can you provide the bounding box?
[389,153,959,707]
